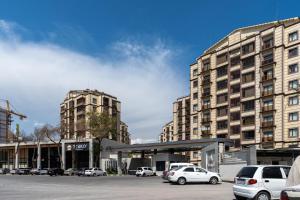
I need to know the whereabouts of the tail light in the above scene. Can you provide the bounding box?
[280,191,288,200]
[248,179,257,185]
[169,172,175,176]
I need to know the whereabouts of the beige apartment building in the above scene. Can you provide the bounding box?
[60,89,130,144]
[173,96,191,141]
[160,121,174,143]
[161,18,300,165]
[190,17,300,156]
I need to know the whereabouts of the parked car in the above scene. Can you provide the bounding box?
[48,168,64,176]
[168,166,221,185]
[280,185,300,200]
[39,168,49,175]
[84,168,107,176]
[233,165,291,200]
[16,168,30,175]
[77,168,87,176]
[136,167,156,177]
[162,163,194,180]
[64,168,76,176]
[10,169,17,175]
[0,168,10,174]
[30,168,40,175]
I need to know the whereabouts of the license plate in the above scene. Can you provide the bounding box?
[236,179,245,184]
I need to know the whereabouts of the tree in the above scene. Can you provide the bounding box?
[30,126,46,168]
[88,111,118,167]
[44,123,66,169]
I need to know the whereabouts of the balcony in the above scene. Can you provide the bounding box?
[77,110,85,116]
[261,59,274,66]
[202,117,211,123]
[261,105,274,112]
[262,40,274,50]
[261,136,274,148]
[262,90,274,97]
[202,104,211,110]
[202,66,210,72]
[261,74,274,82]
[261,121,274,128]
[202,79,211,85]
[202,91,211,98]
[201,130,211,137]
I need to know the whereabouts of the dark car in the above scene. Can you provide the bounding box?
[77,168,87,176]
[48,168,64,176]
[0,168,10,174]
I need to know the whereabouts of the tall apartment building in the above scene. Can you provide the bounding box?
[190,18,300,154]
[60,89,130,144]
[160,121,174,142]
[173,96,191,141]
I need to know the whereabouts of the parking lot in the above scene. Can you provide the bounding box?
[0,175,235,200]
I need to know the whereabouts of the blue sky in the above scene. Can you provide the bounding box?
[0,0,299,142]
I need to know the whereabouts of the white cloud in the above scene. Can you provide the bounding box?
[0,20,186,141]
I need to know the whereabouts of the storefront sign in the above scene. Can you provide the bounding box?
[66,143,89,151]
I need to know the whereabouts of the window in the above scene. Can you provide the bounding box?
[237,167,258,178]
[231,70,240,80]
[193,80,198,88]
[242,42,255,55]
[230,84,240,94]
[242,56,255,69]
[262,51,273,65]
[193,104,198,112]
[230,56,240,66]
[242,116,255,126]
[230,112,240,121]
[289,80,299,90]
[242,100,255,112]
[193,116,198,123]
[242,72,255,83]
[289,112,299,121]
[193,92,198,100]
[243,130,255,140]
[242,86,255,98]
[202,59,210,71]
[92,98,97,104]
[282,167,291,178]
[193,151,198,158]
[262,167,283,179]
[216,53,228,65]
[262,34,274,49]
[217,106,228,117]
[217,93,228,104]
[184,167,194,172]
[230,98,240,107]
[288,47,298,58]
[230,125,240,135]
[196,168,206,173]
[289,128,298,137]
[233,139,241,148]
[289,31,298,42]
[193,128,198,135]
[217,80,228,90]
[217,120,228,130]
[193,69,198,76]
[289,96,299,105]
[216,65,228,77]
[230,48,240,55]
[289,63,298,74]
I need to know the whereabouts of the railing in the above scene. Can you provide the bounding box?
[202,104,210,110]
[262,40,274,50]
[201,130,211,136]
[261,105,274,112]
[261,121,274,127]
[262,136,274,142]
[202,79,211,85]
[261,74,273,81]
[202,117,211,123]
[261,59,274,66]
[262,90,274,97]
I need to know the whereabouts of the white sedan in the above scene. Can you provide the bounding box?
[168,166,221,185]
[84,168,107,176]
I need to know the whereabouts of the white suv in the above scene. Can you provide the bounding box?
[84,168,106,176]
[233,165,291,200]
[136,167,156,177]
[168,166,221,185]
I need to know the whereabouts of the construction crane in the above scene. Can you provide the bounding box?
[0,100,27,143]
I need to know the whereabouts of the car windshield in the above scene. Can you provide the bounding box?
[137,168,142,170]
[236,167,258,178]
[170,165,178,170]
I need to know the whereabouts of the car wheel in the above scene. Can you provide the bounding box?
[255,191,270,200]
[234,194,247,200]
[153,172,156,176]
[142,173,146,177]
[177,177,186,185]
[103,172,107,176]
[209,177,218,185]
